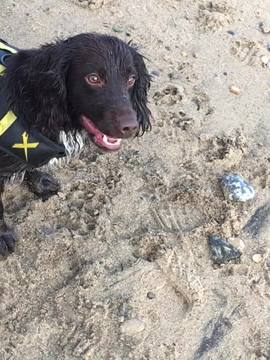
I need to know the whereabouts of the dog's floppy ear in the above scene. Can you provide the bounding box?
[5,44,71,139]
[129,45,152,135]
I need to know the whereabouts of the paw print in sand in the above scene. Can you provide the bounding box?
[198,0,234,32]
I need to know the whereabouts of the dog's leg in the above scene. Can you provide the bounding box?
[25,169,60,201]
[0,181,16,256]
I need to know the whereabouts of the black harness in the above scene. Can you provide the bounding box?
[0,40,66,167]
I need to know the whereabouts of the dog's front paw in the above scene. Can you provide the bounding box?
[0,228,16,257]
[26,170,60,201]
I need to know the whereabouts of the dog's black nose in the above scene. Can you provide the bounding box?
[117,108,139,138]
[120,122,138,137]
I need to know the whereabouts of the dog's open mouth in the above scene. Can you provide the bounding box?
[81,115,122,151]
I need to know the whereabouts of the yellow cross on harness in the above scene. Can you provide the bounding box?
[12,132,39,161]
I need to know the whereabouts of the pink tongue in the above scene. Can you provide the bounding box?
[81,115,122,151]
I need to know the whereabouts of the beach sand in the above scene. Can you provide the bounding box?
[0,1,270,359]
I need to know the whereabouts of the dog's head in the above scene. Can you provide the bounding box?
[5,33,152,151]
[67,34,152,151]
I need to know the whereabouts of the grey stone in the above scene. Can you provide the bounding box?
[221,174,255,202]
[208,234,241,265]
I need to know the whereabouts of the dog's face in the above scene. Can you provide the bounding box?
[67,35,152,151]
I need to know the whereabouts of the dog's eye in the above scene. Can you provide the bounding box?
[127,75,136,88]
[85,73,102,86]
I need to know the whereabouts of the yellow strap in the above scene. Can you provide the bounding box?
[0,41,17,54]
[0,111,17,136]
[0,43,18,134]
[0,64,5,76]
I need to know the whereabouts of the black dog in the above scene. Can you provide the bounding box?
[0,33,152,256]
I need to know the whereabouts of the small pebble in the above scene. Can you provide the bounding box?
[221,174,255,202]
[150,70,160,77]
[147,292,156,299]
[261,55,269,65]
[252,254,263,263]
[260,21,270,34]
[71,199,84,209]
[229,238,245,252]
[112,26,124,33]
[119,316,125,323]
[255,10,261,19]
[208,234,241,265]
[121,319,145,336]
[78,0,88,7]
[229,85,241,95]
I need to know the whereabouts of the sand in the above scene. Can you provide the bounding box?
[0,0,270,359]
